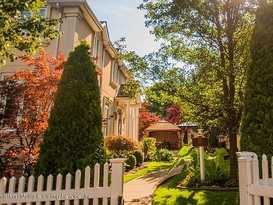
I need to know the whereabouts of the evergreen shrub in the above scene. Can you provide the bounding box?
[125,155,136,171]
[35,42,105,176]
[133,150,144,166]
[240,1,273,158]
[154,148,174,162]
[142,137,156,161]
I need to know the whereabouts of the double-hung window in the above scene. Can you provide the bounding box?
[102,97,113,136]
[22,8,47,37]
[110,60,119,86]
[93,35,103,67]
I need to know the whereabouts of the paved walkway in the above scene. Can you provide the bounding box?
[123,166,182,205]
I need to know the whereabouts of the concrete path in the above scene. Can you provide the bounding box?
[123,166,182,205]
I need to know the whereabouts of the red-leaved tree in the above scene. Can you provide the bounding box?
[139,102,161,140]
[0,50,66,177]
[166,104,183,125]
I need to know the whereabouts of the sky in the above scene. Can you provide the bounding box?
[87,0,160,56]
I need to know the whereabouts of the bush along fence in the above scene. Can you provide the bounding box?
[237,152,273,205]
[0,158,125,205]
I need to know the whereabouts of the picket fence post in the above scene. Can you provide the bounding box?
[237,152,255,205]
[110,158,125,205]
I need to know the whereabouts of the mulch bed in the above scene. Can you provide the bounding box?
[177,178,239,191]
[124,163,148,175]
[177,185,238,191]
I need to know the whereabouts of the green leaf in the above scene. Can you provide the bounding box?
[178,145,193,157]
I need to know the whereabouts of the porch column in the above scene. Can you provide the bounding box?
[126,101,130,136]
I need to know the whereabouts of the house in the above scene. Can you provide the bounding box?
[0,0,140,140]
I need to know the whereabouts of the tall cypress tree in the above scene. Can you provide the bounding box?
[240,0,273,157]
[35,42,105,176]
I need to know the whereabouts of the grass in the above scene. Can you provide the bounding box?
[153,172,239,205]
[124,161,173,183]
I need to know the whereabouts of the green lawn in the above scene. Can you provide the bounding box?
[124,161,173,183]
[153,172,239,205]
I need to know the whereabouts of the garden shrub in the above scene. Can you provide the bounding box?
[180,172,196,187]
[133,150,144,166]
[170,146,230,184]
[104,135,141,158]
[142,137,156,161]
[154,148,174,162]
[125,155,136,171]
[205,147,230,180]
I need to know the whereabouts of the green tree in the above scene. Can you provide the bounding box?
[0,0,58,64]
[143,65,183,116]
[241,0,273,157]
[145,85,173,117]
[35,42,105,176]
[146,69,227,147]
[138,0,256,179]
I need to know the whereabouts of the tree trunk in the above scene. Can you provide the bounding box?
[228,129,238,180]
[223,73,239,180]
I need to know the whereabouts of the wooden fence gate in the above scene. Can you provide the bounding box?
[237,152,273,205]
[0,158,124,205]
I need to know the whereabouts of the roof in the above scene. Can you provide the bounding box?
[145,120,182,132]
[47,0,130,79]
[116,84,130,98]
[177,122,198,128]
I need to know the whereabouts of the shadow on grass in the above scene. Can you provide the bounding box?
[153,173,239,205]
[124,161,173,183]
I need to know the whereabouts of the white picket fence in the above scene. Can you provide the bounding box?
[0,158,125,205]
[237,152,273,205]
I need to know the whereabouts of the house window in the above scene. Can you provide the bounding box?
[103,103,110,136]
[39,8,46,17]
[22,8,47,37]
[119,72,126,85]
[97,74,102,89]
[93,35,103,67]
[111,60,119,85]
[95,39,100,56]
[117,109,123,135]
[102,97,112,136]
[0,77,19,127]
[0,76,12,117]
[21,11,31,37]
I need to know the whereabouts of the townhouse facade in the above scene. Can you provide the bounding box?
[0,0,140,140]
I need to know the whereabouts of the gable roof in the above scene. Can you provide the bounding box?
[145,120,182,132]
